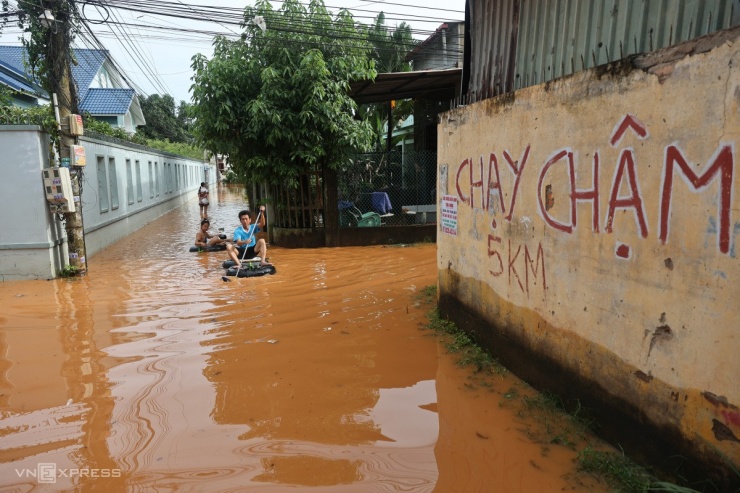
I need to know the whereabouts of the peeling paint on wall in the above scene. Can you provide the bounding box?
[438,30,740,477]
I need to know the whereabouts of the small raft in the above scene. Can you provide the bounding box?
[221,257,263,269]
[224,263,276,278]
[189,244,227,253]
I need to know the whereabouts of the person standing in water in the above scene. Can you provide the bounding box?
[198,182,209,219]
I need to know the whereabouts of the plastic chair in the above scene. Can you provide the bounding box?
[339,201,381,227]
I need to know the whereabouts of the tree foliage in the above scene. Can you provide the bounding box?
[3,0,81,156]
[177,100,193,135]
[0,84,13,106]
[364,12,415,74]
[82,113,205,161]
[142,138,205,161]
[138,94,192,143]
[14,0,81,114]
[359,13,416,151]
[0,101,58,160]
[190,0,376,186]
[81,112,145,142]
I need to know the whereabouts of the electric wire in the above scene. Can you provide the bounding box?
[74,10,465,58]
[6,0,465,61]
[2,0,466,101]
[1,3,172,107]
[93,4,171,94]
[81,0,463,41]
[75,19,153,99]
[172,0,240,37]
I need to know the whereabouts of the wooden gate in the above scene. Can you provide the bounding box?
[271,166,325,229]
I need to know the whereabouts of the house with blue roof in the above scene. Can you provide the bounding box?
[0,46,145,133]
[0,57,47,108]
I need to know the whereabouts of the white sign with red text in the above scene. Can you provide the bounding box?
[441,195,458,236]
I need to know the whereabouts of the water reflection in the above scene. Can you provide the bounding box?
[0,276,122,489]
[199,231,440,489]
[367,381,438,446]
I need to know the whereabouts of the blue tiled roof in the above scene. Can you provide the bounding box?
[0,46,133,115]
[0,46,29,75]
[79,88,135,115]
[71,49,107,101]
[0,59,44,95]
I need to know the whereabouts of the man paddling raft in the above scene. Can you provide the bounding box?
[225,206,271,267]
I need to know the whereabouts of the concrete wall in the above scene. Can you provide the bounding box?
[272,224,437,248]
[78,135,212,256]
[0,128,215,280]
[0,126,66,280]
[437,28,739,482]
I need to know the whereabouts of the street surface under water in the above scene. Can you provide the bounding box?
[0,186,612,492]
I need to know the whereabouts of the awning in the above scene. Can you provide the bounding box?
[349,68,462,104]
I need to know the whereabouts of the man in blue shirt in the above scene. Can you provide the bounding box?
[225,206,270,266]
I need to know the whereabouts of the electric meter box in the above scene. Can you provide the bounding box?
[42,167,76,213]
[72,145,86,166]
[68,114,84,136]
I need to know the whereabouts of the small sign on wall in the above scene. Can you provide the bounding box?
[441,195,458,236]
[72,145,86,166]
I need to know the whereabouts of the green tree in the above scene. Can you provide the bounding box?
[1,3,79,154]
[189,0,376,187]
[0,85,11,106]
[81,112,205,160]
[12,1,82,125]
[177,100,193,136]
[359,13,416,151]
[138,93,191,143]
[365,12,415,74]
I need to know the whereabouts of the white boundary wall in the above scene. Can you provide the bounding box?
[0,126,215,280]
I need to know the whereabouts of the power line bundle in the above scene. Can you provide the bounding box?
[2,0,464,100]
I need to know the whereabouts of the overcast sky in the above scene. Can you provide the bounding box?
[1,0,466,104]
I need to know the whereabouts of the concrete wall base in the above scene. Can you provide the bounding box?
[272,224,437,248]
[439,272,740,490]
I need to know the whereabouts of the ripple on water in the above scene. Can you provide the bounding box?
[0,186,611,493]
[234,439,436,491]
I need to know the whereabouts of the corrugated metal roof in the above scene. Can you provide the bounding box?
[515,0,737,89]
[407,22,466,71]
[79,88,134,115]
[349,68,462,104]
[464,0,739,103]
[466,0,520,100]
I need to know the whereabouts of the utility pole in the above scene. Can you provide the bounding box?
[45,0,88,275]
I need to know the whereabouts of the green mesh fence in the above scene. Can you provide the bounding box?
[338,150,437,227]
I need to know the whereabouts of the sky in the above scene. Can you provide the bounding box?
[1,0,466,104]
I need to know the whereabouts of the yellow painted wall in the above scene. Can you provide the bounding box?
[437,30,739,476]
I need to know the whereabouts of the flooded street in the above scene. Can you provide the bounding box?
[0,186,611,492]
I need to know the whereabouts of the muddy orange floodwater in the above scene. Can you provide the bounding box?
[0,186,611,492]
